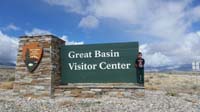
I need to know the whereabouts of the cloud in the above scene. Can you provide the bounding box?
[25,28,52,36]
[25,28,83,44]
[0,31,18,63]
[146,52,172,67]
[44,0,149,23]
[2,24,20,31]
[88,0,150,23]
[140,31,200,67]
[61,35,84,45]
[25,28,84,45]
[43,0,87,14]
[44,0,200,67]
[0,27,84,64]
[188,5,200,22]
[79,15,99,29]
[43,0,196,37]
[140,44,172,67]
[88,0,192,39]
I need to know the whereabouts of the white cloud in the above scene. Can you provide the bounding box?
[87,0,191,39]
[0,28,84,64]
[147,52,172,67]
[140,31,200,67]
[139,0,191,40]
[61,35,84,45]
[89,0,151,24]
[43,0,87,14]
[79,15,99,29]
[44,0,200,67]
[2,24,20,31]
[140,44,172,67]
[25,28,84,45]
[25,28,52,36]
[43,0,195,38]
[188,5,200,22]
[0,31,18,63]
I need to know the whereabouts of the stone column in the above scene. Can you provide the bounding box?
[14,35,65,97]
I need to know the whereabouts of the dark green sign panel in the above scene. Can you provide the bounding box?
[61,42,138,83]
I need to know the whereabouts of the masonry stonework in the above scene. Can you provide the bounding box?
[14,35,65,97]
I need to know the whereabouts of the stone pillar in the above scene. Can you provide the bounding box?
[14,35,65,97]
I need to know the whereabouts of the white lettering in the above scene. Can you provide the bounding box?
[68,51,92,59]
[95,50,119,58]
[68,63,97,70]
[99,62,131,70]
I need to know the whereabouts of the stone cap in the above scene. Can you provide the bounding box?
[20,35,65,43]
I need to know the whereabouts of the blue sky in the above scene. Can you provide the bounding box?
[0,0,149,43]
[0,0,200,67]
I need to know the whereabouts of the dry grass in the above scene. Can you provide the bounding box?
[0,68,15,90]
[0,68,15,82]
[145,72,200,95]
[134,91,145,97]
[58,100,74,107]
[0,68,199,96]
[145,85,160,90]
[165,88,179,97]
[70,89,82,97]
[0,81,14,89]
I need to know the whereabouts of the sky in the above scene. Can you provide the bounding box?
[0,0,200,68]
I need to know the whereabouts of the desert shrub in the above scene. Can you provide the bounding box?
[144,78,149,83]
[191,84,199,90]
[165,89,179,97]
[149,75,154,79]
[8,77,15,81]
[157,74,168,78]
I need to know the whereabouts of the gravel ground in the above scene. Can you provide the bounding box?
[0,89,199,112]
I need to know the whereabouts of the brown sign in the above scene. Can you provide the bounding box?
[22,42,43,72]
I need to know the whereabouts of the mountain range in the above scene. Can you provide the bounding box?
[0,62,16,68]
[145,64,193,72]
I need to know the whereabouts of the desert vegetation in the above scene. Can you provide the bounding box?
[0,68,15,90]
[145,72,200,96]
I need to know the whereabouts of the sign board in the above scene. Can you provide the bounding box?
[61,42,139,83]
